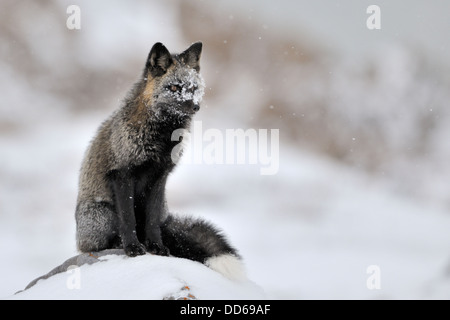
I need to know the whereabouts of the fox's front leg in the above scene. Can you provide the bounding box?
[144,174,170,256]
[110,169,146,257]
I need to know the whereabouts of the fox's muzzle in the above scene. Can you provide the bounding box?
[181,100,200,113]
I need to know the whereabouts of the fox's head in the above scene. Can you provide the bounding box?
[141,42,205,121]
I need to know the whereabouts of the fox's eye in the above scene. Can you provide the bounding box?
[169,85,181,92]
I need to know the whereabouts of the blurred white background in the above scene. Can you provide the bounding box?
[1,0,449,299]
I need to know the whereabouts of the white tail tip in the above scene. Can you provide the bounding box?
[205,254,247,281]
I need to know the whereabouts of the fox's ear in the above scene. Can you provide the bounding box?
[146,42,173,77]
[179,42,202,72]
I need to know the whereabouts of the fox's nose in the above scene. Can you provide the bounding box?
[193,104,200,112]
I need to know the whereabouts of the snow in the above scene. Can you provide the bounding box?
[8,252,265,300]
[162,69,206,105]
[168,150,450,299]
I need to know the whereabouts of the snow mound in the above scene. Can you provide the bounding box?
[9,250,265,300]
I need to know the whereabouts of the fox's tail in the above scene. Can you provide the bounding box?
[161,214,247,281]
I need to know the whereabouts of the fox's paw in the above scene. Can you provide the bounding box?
[145,241,170,256]
[124,242,146,257]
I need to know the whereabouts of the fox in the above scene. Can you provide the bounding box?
[75,42,245,280]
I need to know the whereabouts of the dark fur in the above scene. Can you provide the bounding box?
[75,42,239,262]
[161,215,238,263]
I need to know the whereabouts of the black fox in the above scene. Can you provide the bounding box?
[75,42,245,280]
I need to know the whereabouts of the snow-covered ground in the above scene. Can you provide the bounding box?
[9,251,265,300]
[169,148,450,299]
[1,0,450,299]
[2,111,449,299]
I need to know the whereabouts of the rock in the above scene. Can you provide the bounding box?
[10,250,266,300]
